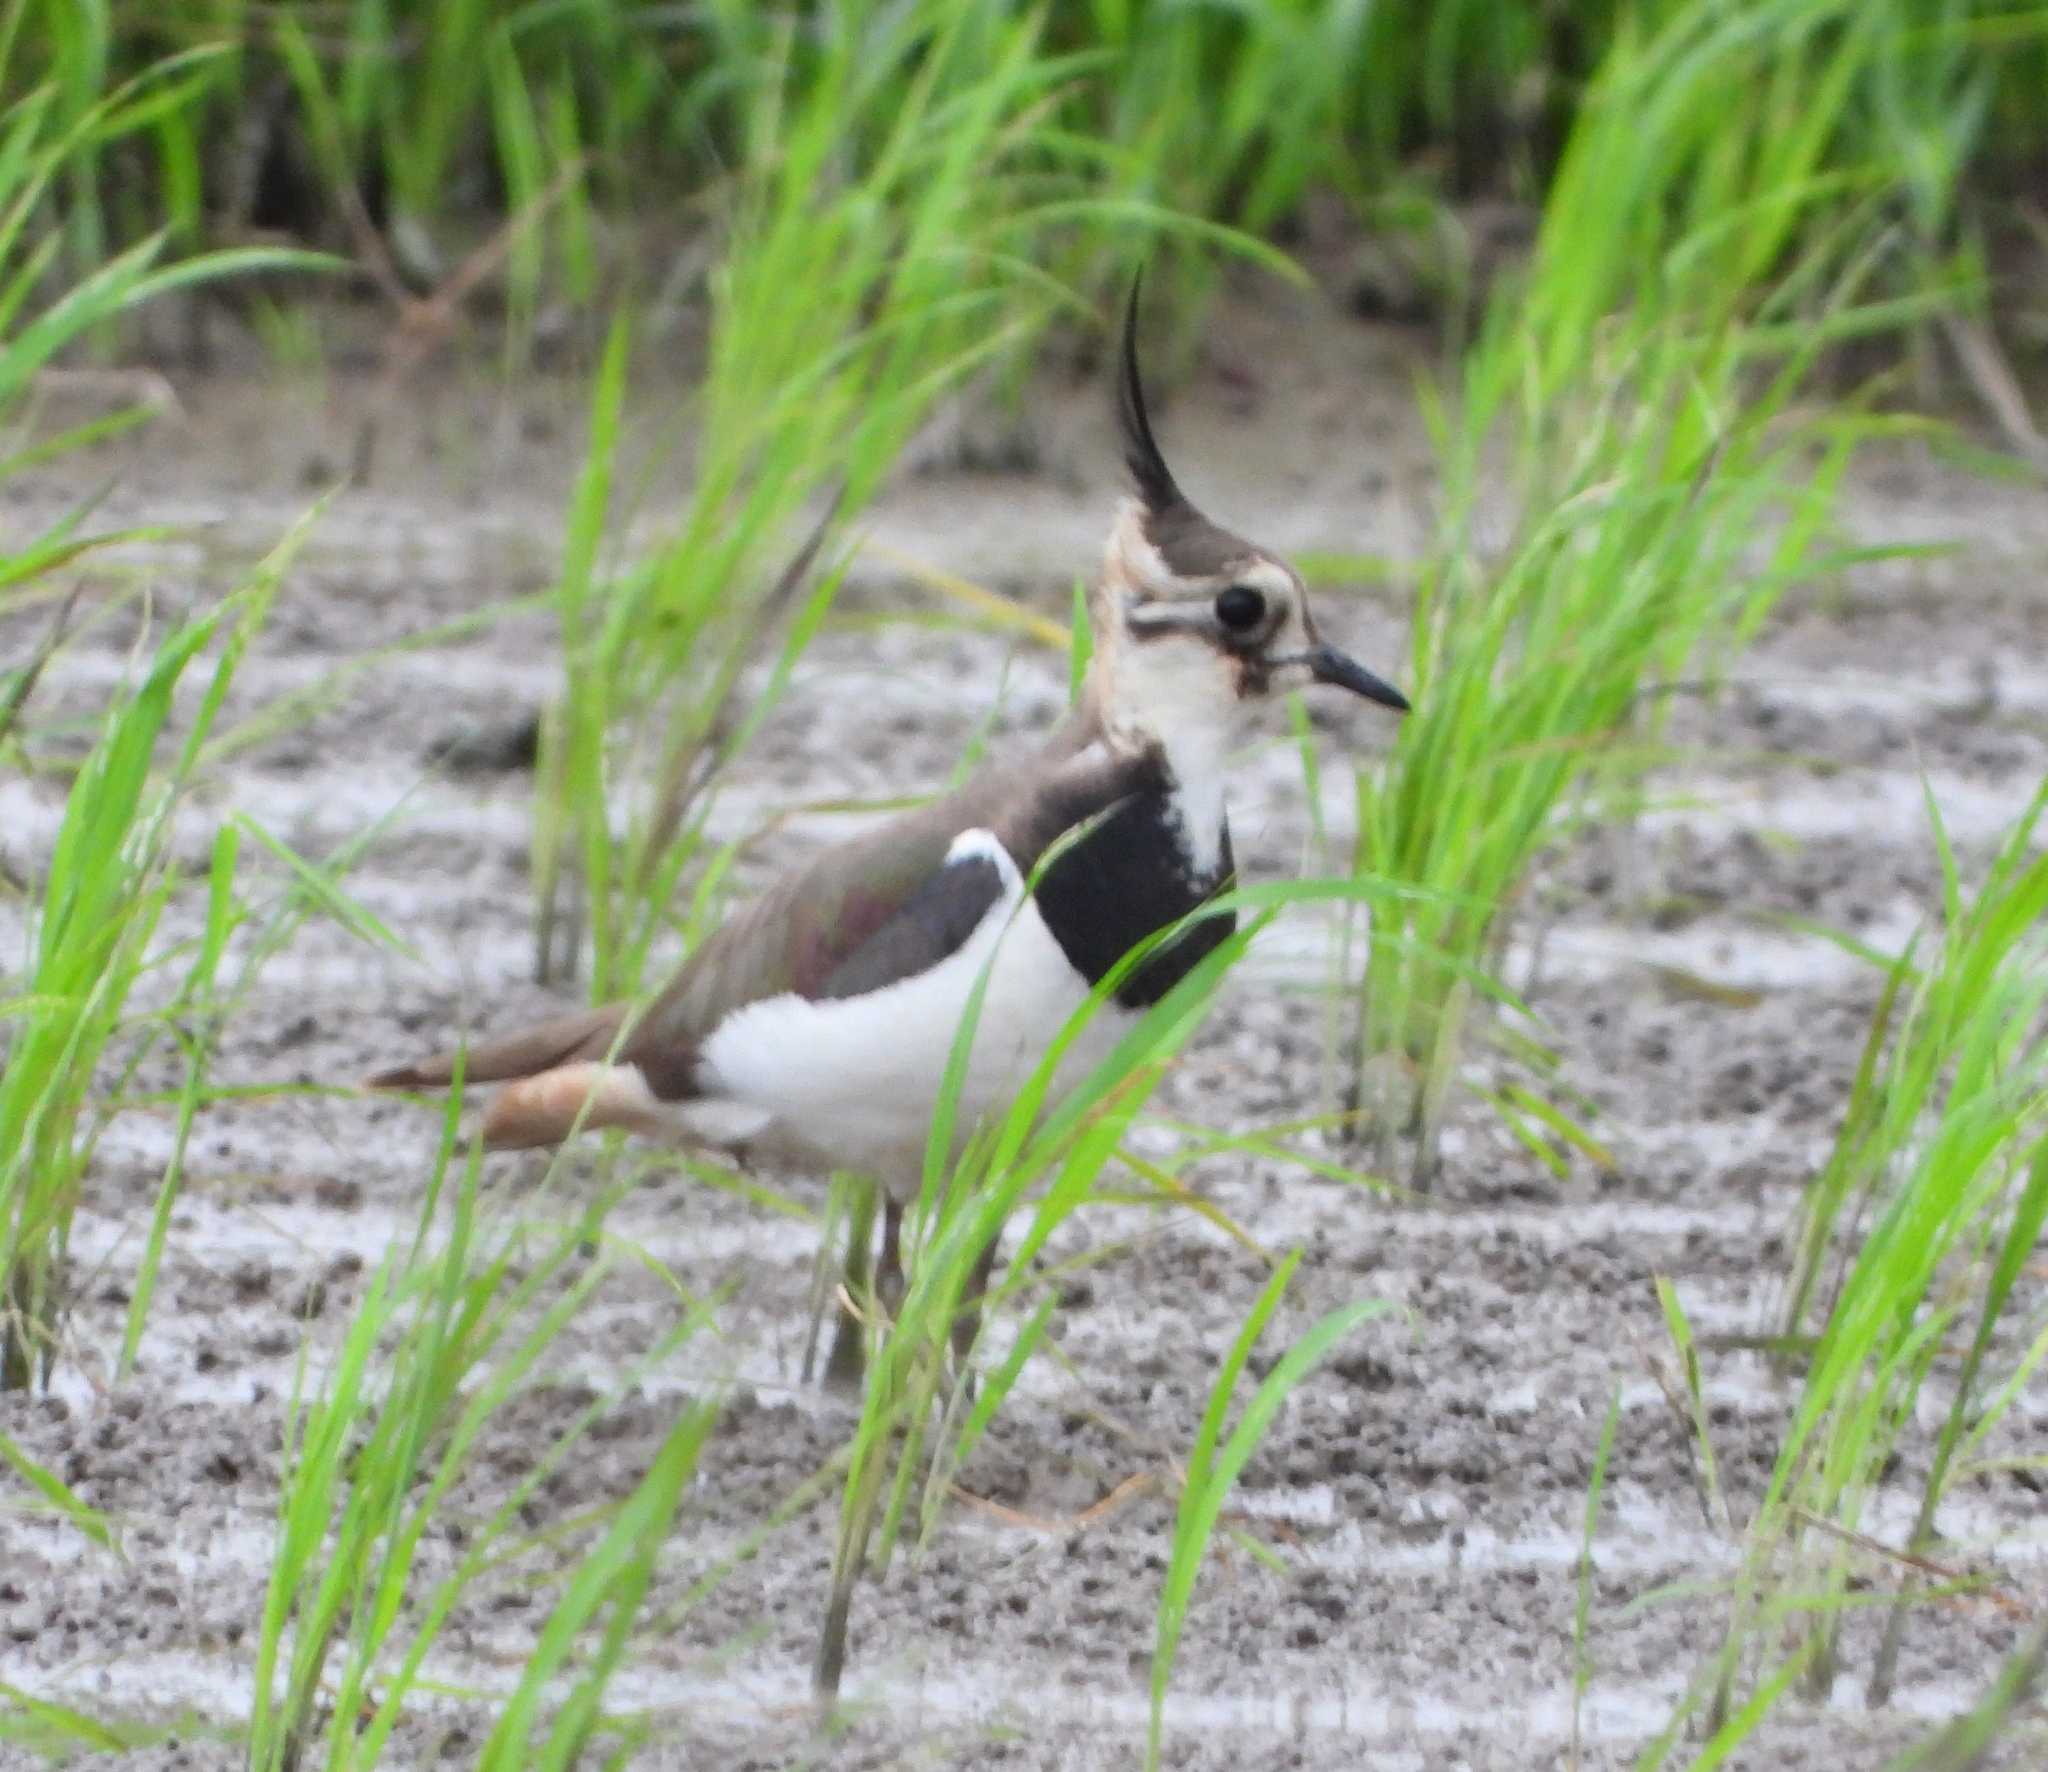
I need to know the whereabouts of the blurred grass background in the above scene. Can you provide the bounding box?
[13,0,2048,366]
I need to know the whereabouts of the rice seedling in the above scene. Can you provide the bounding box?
[470,1397,718,1769]
[4,768,721,1754]
[0,42,328,404]
[0,519,309,1386]
[0,47,337,1399]
[1077,0,1387,238]
[112,819,240,1382]
[0,32,414,1404]
[1345,0,1966,1182]
[248,1093,721,1771]
[1147,1250,1392,1769]
[0,42,329,1380]
[1649,778,2048,1760]
[1656,1276,1733,1533]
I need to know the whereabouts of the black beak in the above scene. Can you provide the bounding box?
[1306,644,1409,712]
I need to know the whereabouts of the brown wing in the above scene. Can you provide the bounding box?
[371,706,1147,1112]
[812,851,1006,1001]
[620,707,1118,1097]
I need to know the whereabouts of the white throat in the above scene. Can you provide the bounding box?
[1090,642,1238,879]
[1164,737,1229,879]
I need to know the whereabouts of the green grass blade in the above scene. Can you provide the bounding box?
[1150,1283,1393,1768]
[0,1430,119,1555]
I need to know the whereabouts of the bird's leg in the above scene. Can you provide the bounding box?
[951,1229,1001,1370]
[821,1180,878,1392]
[876,1198,906,1318]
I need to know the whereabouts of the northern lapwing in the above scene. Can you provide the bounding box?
[370,284,1409,1363]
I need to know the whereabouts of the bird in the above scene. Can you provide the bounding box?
[370,281,1409,1370]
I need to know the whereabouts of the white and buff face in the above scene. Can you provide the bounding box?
[1093,500,1314,738]
[1087,497,1403,783]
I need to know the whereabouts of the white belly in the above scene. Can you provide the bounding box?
[687,834,1134,1192]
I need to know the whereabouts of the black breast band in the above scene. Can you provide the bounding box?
[1030,792,1236,1009]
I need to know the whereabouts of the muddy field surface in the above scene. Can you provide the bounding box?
[4,307,2048,1769]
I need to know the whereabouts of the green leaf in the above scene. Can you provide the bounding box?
[0,1431,120,1555]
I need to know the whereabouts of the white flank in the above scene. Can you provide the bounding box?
[692,828,1131,1193]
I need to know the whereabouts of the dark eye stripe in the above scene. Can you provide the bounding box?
[1125,602,1200,641]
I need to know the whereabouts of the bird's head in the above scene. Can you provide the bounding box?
[1087,283,1409,756]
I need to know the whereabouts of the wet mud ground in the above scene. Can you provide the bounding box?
[3,301,2048,1768]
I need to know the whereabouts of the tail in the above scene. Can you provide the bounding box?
[367,1004,627,1090]
[367,1004,661,1150]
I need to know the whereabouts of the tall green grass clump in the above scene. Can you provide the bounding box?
[534,2,1237,995]
[23,0,1582,267]
[1066,0,1594,244]
[0,2,1575,283]
[0,42,326,1388]
[30,2,2048,323]
[1347,0,1957,1179]
[1648,780,2048,1760]
[0,559,293,1388]
[0,41,325,436]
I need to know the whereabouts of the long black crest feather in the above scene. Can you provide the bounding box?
[1117,275,1184,515]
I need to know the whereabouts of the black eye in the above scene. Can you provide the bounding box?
[1214,586,1266,632]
